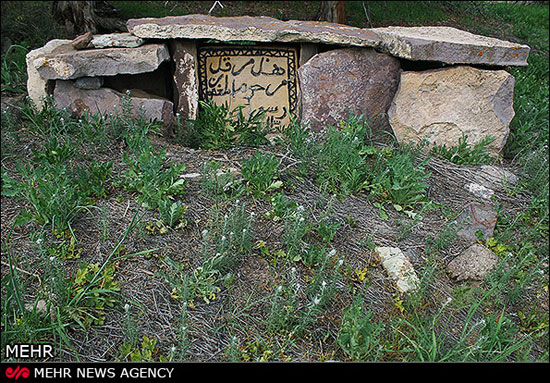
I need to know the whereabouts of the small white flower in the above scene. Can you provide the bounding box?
[170,346,176,352]
[312,296,321,306]
[276,285,283,293]
[291,267,296,274]
[124,303,130,312]
[221,235,226,241]
[235,199,240,204]
[328,249,337,257]
[321,280,327,289]
[202,229,208,237]
[49,256,56,262]
[337,259,344,267]
[299,217,305,222]
[250,212,255,217]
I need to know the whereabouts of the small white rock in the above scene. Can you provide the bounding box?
[375,246,419,294]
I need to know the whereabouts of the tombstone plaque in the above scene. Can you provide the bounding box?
[198,45,298,129]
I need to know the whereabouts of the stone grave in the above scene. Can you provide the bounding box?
[26,14,530,154]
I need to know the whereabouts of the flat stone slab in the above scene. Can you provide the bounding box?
[127,15,529,66]
[373,26,530,66]
[91,32,145,49]
[32,42,170,80]
[127,14,381,47]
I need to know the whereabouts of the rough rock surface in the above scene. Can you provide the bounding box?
[26,39,71,110]
[91,32,145,49]
[127,14,381,47]
[447,244,501,281]
[375,247,419,294]
[71,32,93,50]
[169,40,199,120]
[465,182,495,201]
[388,65,515,156]
[455,203,497,243]
[473,165,519,191]
[299,48,400,131]
[74,77,104,90]
[53,80,174,128]
[373,26,530,66]
[33,42,170,80]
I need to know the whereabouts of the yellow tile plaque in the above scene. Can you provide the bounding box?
[198,45,298,129]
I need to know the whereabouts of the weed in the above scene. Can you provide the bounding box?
[313,217,341,244]
[200,160,244,199]
[75,160,113,199]
[367,144,431,208]
[315,119,371,195]
[241,151,282,197]
[337,293,385,361]
[70,261,120,327]
[432,134,495,165]
[281,118,317,175]
[1,43,29,94]
[182,100,269,149]
[265,192,298,221]
[282,206,309,262]
[119,335,165,362]
[158,200,188,229]
[118,149,187,210]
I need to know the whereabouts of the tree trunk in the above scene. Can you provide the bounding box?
[52,1,97,36]
[52,1,126,37]
[316,1,346,24]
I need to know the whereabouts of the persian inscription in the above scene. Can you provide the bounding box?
[198,46,298,129]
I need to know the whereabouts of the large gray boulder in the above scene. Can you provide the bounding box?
[298,48,400,131]
[388,65,515,157]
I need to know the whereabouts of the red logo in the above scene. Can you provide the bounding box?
[5,366,30,380]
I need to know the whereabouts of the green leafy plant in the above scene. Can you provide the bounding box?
[432,134,495,165]
[1,43,29,93]
[337,294,385,361]
[315,121,371,195]
[182,100,269,149]
[314,217,341,244]
[119,335,163,362]
[241,151,282,197]
[71,261,120,327]
[367,145,431,208]
[158,199,188,229]
[75,160,113,199]
[200,160,244,198]
[265,192,298,221]
[119,149,187,210]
